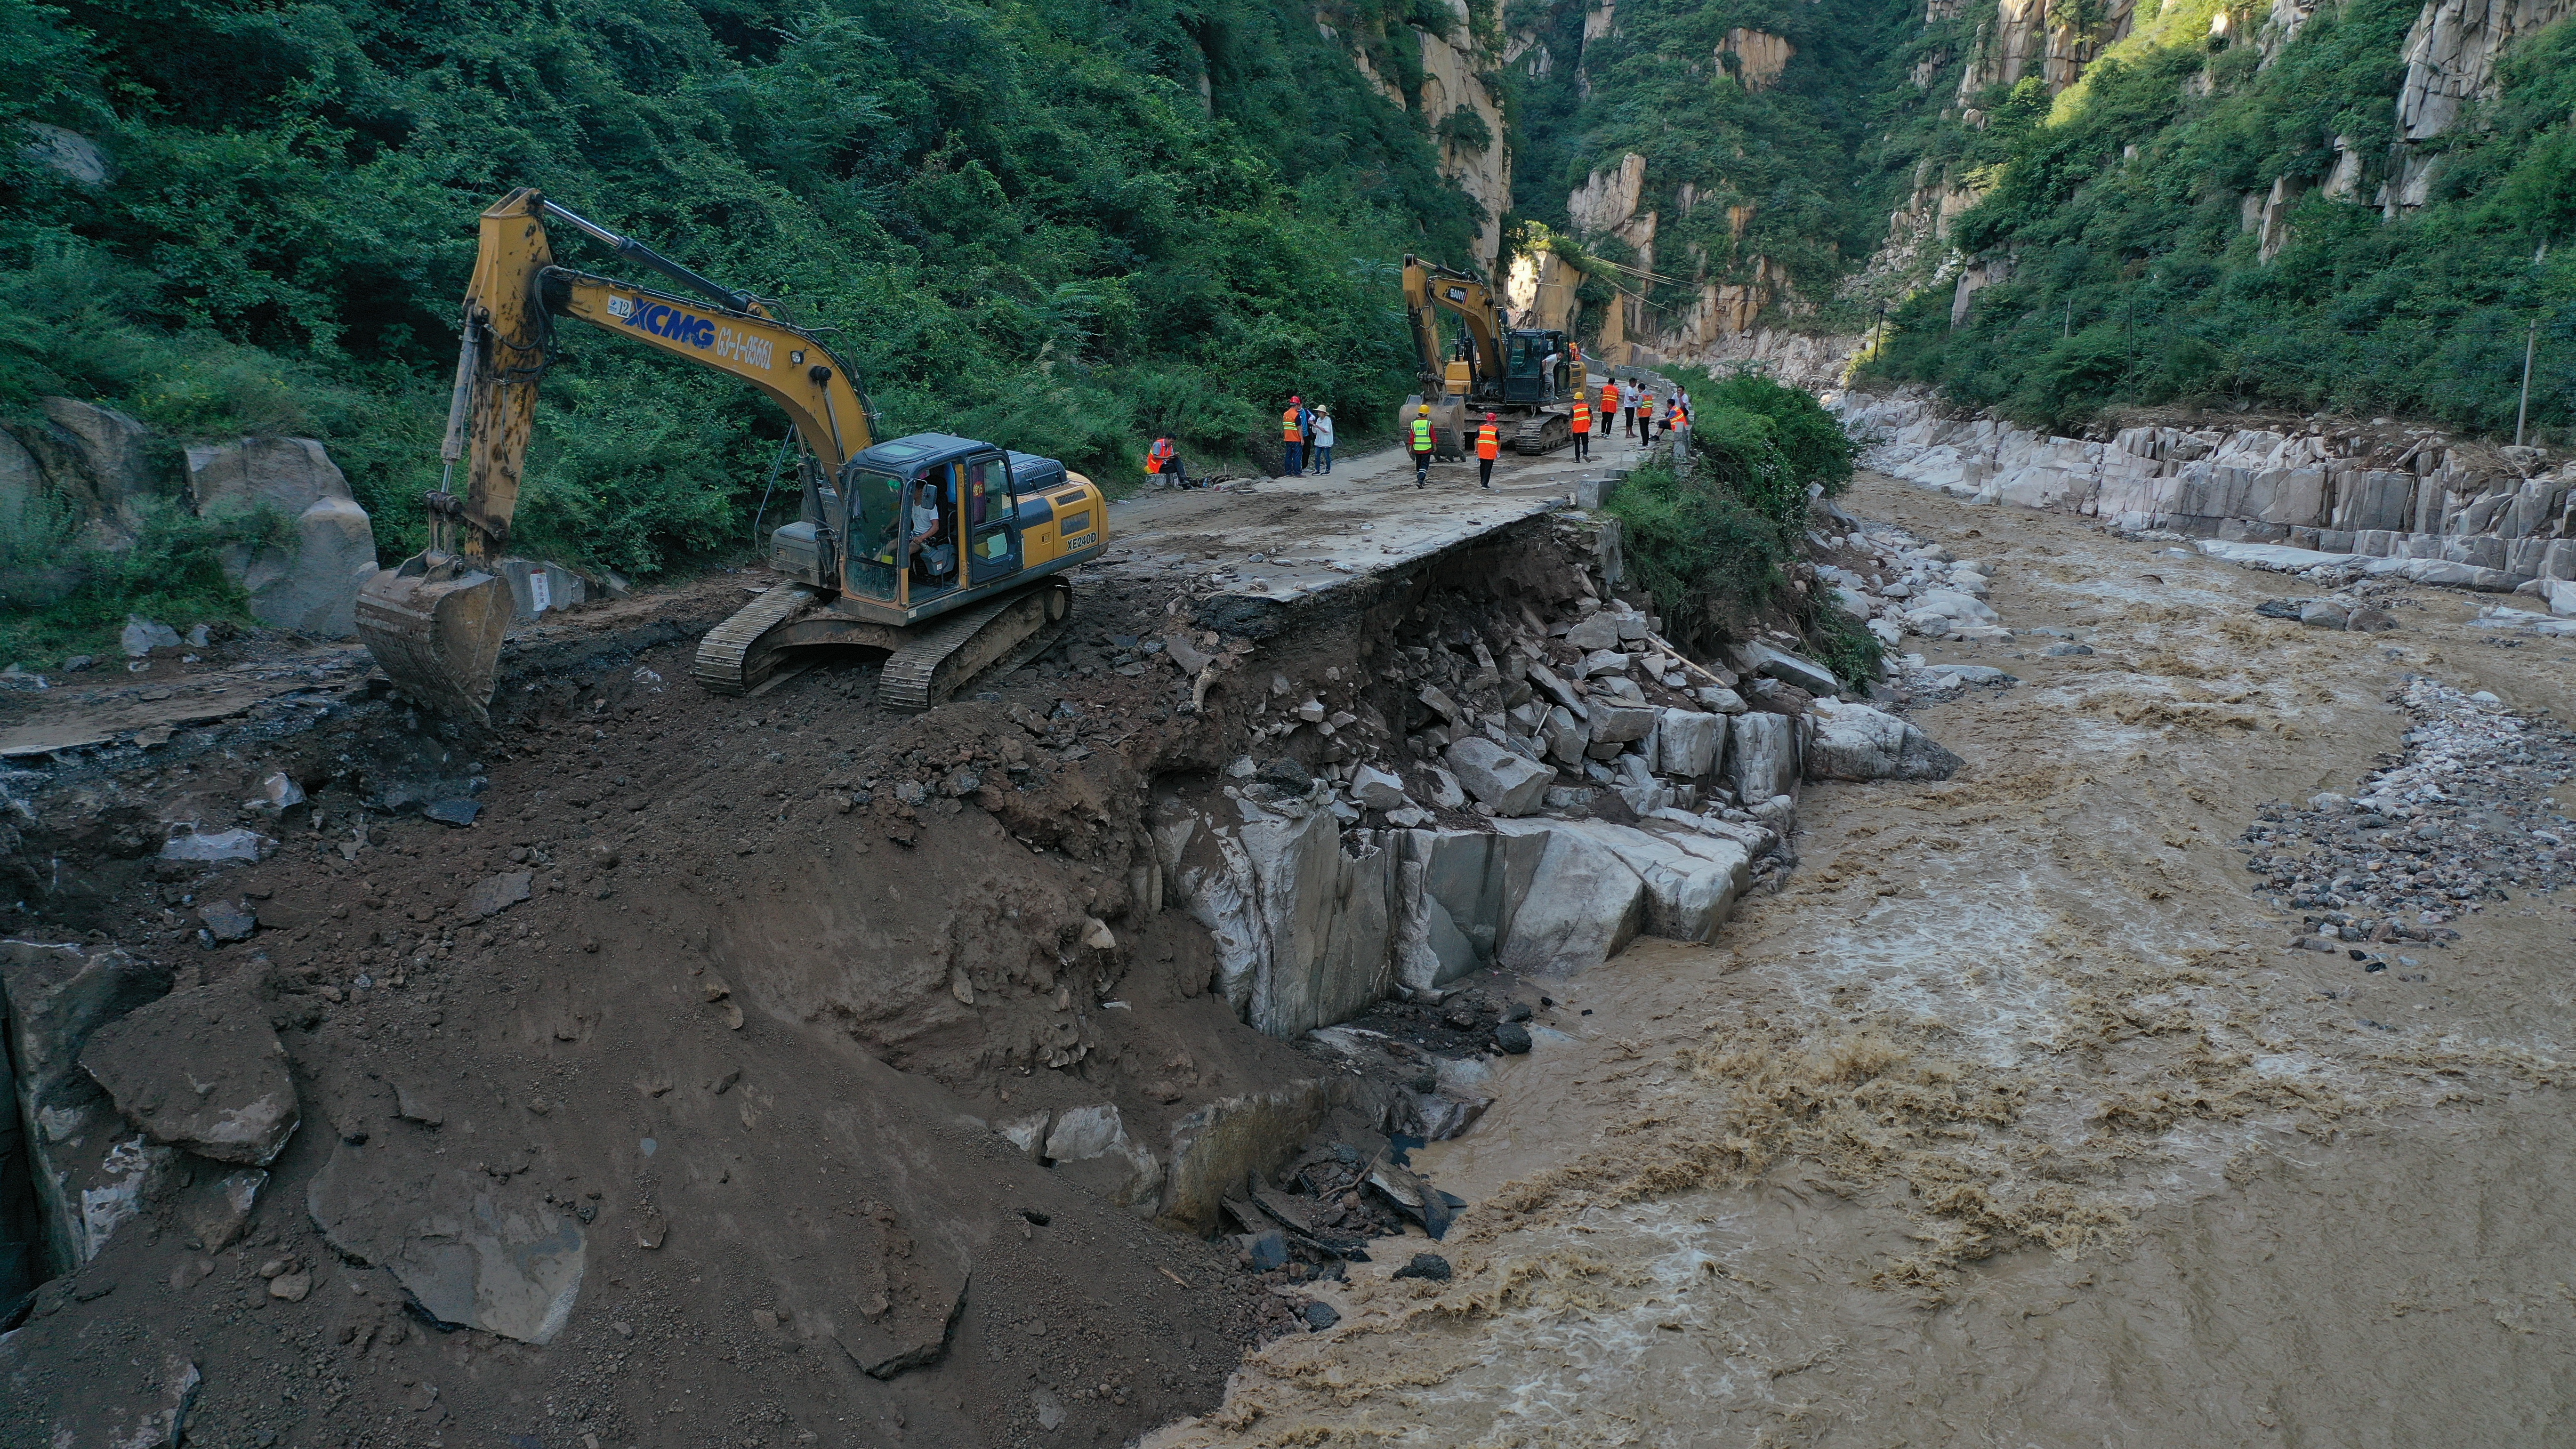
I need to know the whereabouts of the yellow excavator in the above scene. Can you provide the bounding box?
[354,188,1107,722]
[1398,255,1585,460]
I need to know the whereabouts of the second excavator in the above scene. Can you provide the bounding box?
[355,188,1108,722]
[1397,254,1586,460]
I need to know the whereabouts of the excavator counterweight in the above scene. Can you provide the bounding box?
[356,189,1104,720]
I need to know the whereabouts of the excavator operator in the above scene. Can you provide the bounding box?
[907,478,956,587]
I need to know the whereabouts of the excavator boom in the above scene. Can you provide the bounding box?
[357,188,1099,721]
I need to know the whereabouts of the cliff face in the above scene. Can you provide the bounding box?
[1330,1,1514,273]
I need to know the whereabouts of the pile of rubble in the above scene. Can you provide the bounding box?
[2238,677,2576,940]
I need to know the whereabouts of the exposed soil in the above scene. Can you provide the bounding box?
[0,441,1654,1448]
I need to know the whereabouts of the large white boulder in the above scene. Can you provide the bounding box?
[187,438,379,637]
[1657,709,1725,777]
[1159,798,1396,1038]
[1728,711,1800,802]
[1803,698,1962,782]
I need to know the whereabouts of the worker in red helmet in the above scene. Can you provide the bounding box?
[1474,411,1502,490]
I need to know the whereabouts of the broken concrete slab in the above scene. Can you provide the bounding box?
[307,1134,586,1345]
[80,982,299,1166]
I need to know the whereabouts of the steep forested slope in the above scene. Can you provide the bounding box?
[1867,0,2576,437]
[0,0,1489,573]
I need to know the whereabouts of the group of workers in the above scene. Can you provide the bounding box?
[1408,377,1691,488]
[1142,379,1689,492]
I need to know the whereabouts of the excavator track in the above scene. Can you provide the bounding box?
[1512,412,1573,455]
[877,580,1071,712]
[692,582,827,695]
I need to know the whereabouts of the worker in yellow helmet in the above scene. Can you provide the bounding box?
[1409,402,1436,488]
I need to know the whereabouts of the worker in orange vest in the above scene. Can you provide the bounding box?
[1147,435,1190,489]
[1570,390,1593,462]
[1598,378,1622,442]
[1637,386,1657,446]
[1282,397,1306,476]
[1475,411,1502,489]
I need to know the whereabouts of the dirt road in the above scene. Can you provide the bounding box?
[1145,468,2576,1446]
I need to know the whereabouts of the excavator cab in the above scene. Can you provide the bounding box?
[1502,329,1569,404]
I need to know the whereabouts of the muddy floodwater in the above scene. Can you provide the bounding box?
[1149,471,2576,1447]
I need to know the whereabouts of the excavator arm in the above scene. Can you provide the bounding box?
[1401,254,1503,397]
[358,187,874,720]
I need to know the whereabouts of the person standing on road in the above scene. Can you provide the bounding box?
[1298,398,1318,474]
[1638,387,1657,447]
[1598,378,1622,443]
[1475,411,1501,489]
[1312,405,1335,474]
[1282,396,1306,477]
[1410,403,1437,488]
[1570,390,1592,462]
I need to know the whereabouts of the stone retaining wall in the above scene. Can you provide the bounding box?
[1837,393,2576,585]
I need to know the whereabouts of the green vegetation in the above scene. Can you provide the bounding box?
[1605,366,1871,681]
[0,497,282,666]
[1868,0,2576,438]
[0,0,1495,600]
[1500,0,1925,341]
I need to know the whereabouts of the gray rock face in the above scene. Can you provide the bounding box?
[1347,764,1409,811]
[1803,700,1963,782]
[1657,709,1726,778]
[1444,737,1551,816]
[1588,703,1660,745]
[1540,705,1590,766]
[37,397,154,546]
[21,123,113,186]
[0,938,176,1273]
[307,1135,586,1345]
[0,431,83,608]
[186,437,379,636]
[121,616,182,656]
[1163,798,1398,1037]
[1563,612,1627,650]
[80,982,299,1166]
[1728,711,1801,803]
[1745,641,1841,694]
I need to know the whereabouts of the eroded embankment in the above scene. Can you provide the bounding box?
[1139,468,2576,1448]
[1,490,1881,1446]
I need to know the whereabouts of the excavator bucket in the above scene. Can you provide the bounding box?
[354,551,514,724]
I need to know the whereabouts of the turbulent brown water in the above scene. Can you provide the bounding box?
[1146,470,2576,1447]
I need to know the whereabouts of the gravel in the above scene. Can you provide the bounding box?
[2237,677,2576,939]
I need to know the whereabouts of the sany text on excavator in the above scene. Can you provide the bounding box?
[1397,254,1586,460]
[354,188,1107,721]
